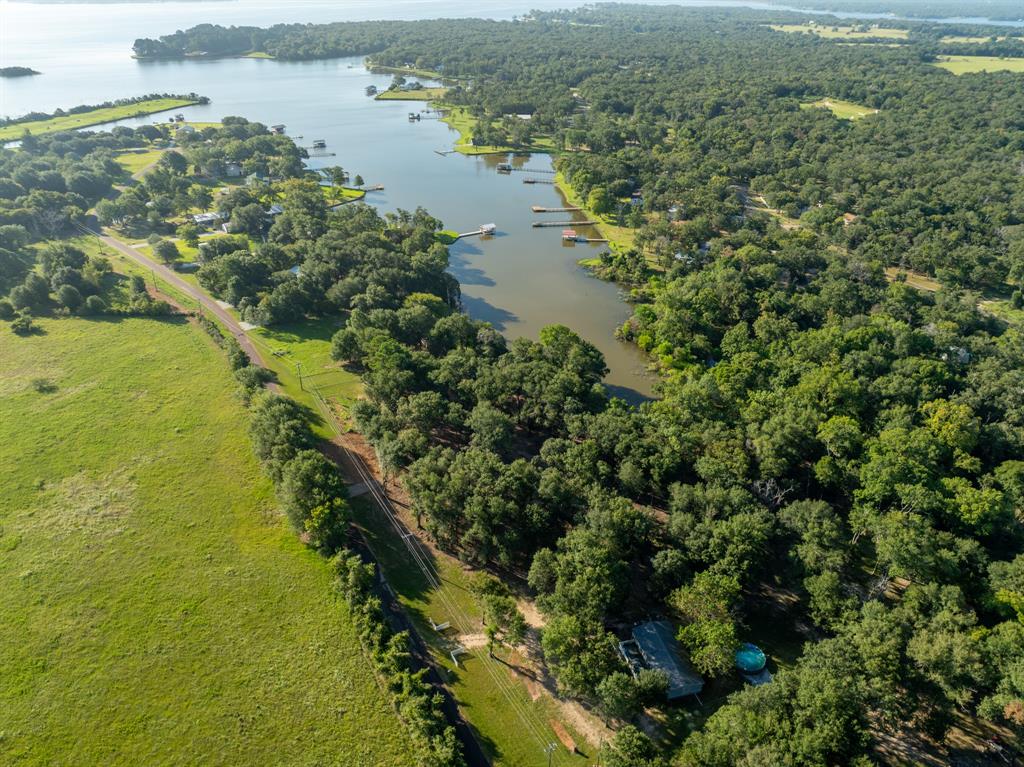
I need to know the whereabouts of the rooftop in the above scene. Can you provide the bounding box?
[632,620,704,699]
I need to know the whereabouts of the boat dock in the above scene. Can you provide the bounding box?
[524,178,555,185]
[498,163,556,175]
[454,223,497,240]
[532,206,581,213]
[532,220,597,228]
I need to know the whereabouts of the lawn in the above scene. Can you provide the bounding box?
[251,316,363,434]
[554,171,636,251]
[768,23,908,40]
[375,88,449,101]
[940,35,1021,44]
[114,148,165,175]
[933,55,1024,74]
[0,97,199,140]
[0,316,415,766]
[438,104,556,156]
[801,98,879,120]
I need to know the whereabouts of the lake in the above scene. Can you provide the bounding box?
[3,0,1021,400]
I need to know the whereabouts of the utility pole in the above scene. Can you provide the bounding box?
[297,361,304,391]
[545,742,556,767]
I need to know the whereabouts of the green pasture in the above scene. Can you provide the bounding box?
[934,55,1024,74]
[0,316,414,766]
[0,98,198,141]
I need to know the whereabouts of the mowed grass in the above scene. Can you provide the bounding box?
[769,23,907,40]
[801,98,879,120]
[0,98,198,141]
[0,317,414,767]
[933,55,1024,74]
[375,88,449,101]
[439,104,556,156]
[114,148,166,175]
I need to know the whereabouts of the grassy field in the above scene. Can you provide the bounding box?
[769,23,908,40]
[933,55,1024,74]
[801,98,879,120]
[368,64,451,81]
[940,35,1021,44]
[439,105,556,156]
[0,98,198,141]
[0,316,415,766]
[114,148,166,175]
[243,51,275,59]
[376,88,449,101]
[250,317,363,435]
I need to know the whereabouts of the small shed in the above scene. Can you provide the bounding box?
[224,162,243,178]
[631,621,704,700]
[562,229,578,241]
[480,223,497,235]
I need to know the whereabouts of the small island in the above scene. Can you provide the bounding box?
[0,67,41,78]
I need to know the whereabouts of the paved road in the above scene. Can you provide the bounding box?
[81,224,266,366]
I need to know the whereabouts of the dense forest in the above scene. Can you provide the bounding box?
[9,3,1024,764]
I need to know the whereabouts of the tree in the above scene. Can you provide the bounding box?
[597,671,640,721]
[159,150,189,174]
[603,726,662,767]
[588,186,614,216]
[10,310,34,335]
[56,284,82,311]
[230,203,267,237]
[540,613,621,698]
[153,239,180,265]
[279,449,349,539]
[178,223,201,247]
[671,572,740,677]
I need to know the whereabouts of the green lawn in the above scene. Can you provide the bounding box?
[801,98,878,120]
[768,23,907,40]
[114,148,165,175]
[243,51,275,59]
[0,316,415,766]
[376,88,449,101]
[0,98,199,140]
[933,55,1024,74]
[554,171,636,251]
[251,317,363,435]
[940,35,1021,44]
[438,104,556,156]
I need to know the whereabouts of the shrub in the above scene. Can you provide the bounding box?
[56,283,83,311]
[84,295,107,314]
[11,311,34,335]
[0,299,14,320]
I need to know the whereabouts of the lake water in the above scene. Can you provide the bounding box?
[2,0,1021,400]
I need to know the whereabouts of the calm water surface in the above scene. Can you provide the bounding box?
[3,0,1019,399]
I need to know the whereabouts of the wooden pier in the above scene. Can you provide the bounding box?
[532,220,597,228]
[454,223,497,240]
[523,178,555,185]
[532,206,581,213]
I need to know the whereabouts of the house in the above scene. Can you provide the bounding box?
[224,162,243,178]
[271,124,286,134]
[266,204,284,217]
[480,223,497,235]
[191,211,224,226]
[843,212,859,226]
[175,125,196,136]
[246,173,269,187]
[630,191,644,207]
[562,229,578,241]
[623,621,704,701]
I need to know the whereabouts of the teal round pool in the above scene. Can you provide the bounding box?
[736,643,766,673]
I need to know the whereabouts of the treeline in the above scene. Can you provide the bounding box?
[0,93,207,127]
[198,315,465,767]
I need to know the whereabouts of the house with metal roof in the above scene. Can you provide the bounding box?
[627,620,704,700]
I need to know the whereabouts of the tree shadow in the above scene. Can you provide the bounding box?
[459,294,518,332]
[448,244,496,288]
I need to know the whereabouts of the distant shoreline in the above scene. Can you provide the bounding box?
[0,67,41,78]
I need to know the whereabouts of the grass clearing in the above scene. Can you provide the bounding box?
[554,171,636,251]
[940,35,1022,44]
[243,51,275,59]
[933,55,1024,74]
[768,23,908,40]
[114,148,165,175]
[0,98,199,140]
[438,104,556,156]
[0,316,414,766]
[375,88,449,101]
[250,316,363,434]
[801,98,879,120]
